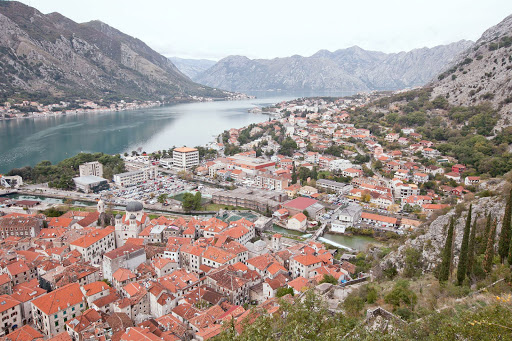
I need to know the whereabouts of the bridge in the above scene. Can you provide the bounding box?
[310,222,328,241]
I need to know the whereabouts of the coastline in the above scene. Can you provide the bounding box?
[0,94,255,122]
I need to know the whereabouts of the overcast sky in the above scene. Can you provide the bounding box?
[18,0,512,60]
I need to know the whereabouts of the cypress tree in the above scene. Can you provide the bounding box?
[439,217,455,282]
[480,212,492,255]
[484,217,497,274]
[466,213,479,279]
[498,188,512,263]
[291,163,297,184]
[457,205,472,285]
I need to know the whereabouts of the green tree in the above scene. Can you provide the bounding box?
[319,274,338,285]
[484,217,497,274]
[157,194,168,204]
[311,166,318,180]
[480,212,492,255]
[276,287,294,297]
[438,217,455,282]
[403,247,422,278]
[343,293,364,317]
[291,163,297,184]
[182,192,195,212]
[457,204,472,285]
[384,279,417,310]
[498,188,512,263]
[466,213,479,279]
[193,191,202,210]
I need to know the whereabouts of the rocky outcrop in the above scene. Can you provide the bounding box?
[194,42,473,93]
[431,14,512,130]
[0,1,229,102]
[384,180,508,275]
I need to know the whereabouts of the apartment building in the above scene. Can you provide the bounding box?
[0,295,22,336]
[113,167,158,187]
[79,161,103,177]
[0,216,43,239]
[173,147,199,171]
[69,228,116,265]
[255,173,289,191]
[290,255,322,279]
[212,188,287,212]
[31,283,86,337]
[4,261,36,286]
[102,244,146,283]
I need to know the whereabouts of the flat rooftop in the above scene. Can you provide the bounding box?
[73,175,107,185]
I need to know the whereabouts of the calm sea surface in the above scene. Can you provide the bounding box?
[0,91,354,173]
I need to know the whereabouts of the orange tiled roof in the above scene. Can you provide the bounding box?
[113,268,136,282]
[31,283,84,315]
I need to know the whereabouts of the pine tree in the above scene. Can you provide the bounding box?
[480,212,492,255]
[439,217,455,282]
[291,163,297,184]
[466,213,479,279]
[457,205,472,285]
[498,188,512,263]
[484,217,497,274]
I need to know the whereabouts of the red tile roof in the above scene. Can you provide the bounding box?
[282,197,318,210]
[30,283,84,315]
[0,294,21,313]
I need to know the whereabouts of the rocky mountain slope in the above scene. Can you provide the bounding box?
[431,14,512,129]
[0,1,230,103]
[169,57,216,79]
[194,41,473,93]
[383,179,509,277]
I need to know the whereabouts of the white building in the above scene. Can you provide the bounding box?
[290,255,322,279]
[69,229,116,265]
[330,204,362,233]
[113,167,157,187]
[114,201,149,247]
[79,161,103,177]
[329,159,353,172]
[173,147,199,171]
[287,213,307,232]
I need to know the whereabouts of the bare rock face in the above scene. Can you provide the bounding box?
[0,1,228,102]
[431,14,512,130]
[194,42,473,93]
[384,185,507,275]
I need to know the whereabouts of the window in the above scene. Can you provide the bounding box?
[55,322,58,327]
[71,307,75,311]
[80,303,83,308]
[64,318,67,322]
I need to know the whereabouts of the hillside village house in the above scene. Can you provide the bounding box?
[287,213,307,232]
[290,255,322,279]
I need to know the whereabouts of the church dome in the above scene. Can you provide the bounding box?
[126,201,143,212]
[116,214,122,219]
[129,214,136,220]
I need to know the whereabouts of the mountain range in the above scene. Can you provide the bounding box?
[169,57,216,79]
[191,41,473,93]
[431,13,512,129]
[0,1,230,103]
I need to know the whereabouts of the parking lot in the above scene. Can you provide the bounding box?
[99,174,218,205]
